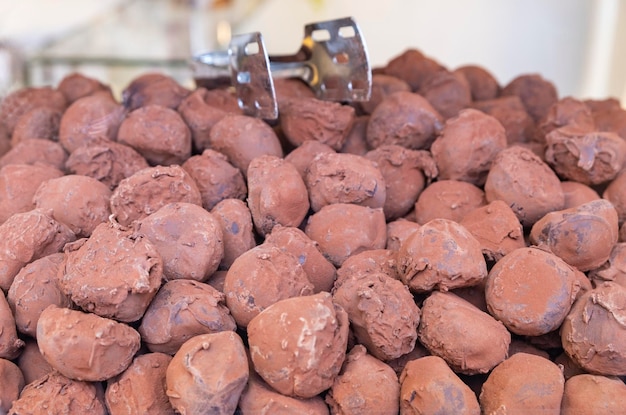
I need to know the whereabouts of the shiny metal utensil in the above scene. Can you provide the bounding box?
[192,16,372,119]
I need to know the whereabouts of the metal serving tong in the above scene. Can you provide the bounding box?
[192,16,372,120]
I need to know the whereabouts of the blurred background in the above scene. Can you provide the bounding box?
[0,0,625,105]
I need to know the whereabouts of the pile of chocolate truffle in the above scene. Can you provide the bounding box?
[1,47,626,414]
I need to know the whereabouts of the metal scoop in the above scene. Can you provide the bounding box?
[192,16,372,119]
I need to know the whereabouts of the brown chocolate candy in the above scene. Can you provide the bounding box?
[0,291,23,360]
[454,65,500,101]
[11,106,62,145]
[501,74,559,122]
[336,249,400,282]
[177,87,227,151]
[210,198,256,270]
[561,180,600,209]
[472,95,536,145]
[386,219,420,252]
[359,74,411,115]
[284,140,335,180]
[383,49,445,91]
[418,70,471,119]
[0,358,24,414]
[589,242,626,288]
[16,339,53,385]
[414,179,486,224]
[561,374,626,415]
[0,138,67,171]
[57,72,110,104]
[122,73,189,111]
[538,96,595,137]
[0,86,67,135]
[603,170,626,224]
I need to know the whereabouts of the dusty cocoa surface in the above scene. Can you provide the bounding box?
[0,138,68,171]
[122,73,189,111]
[501,74,558,122]
[0,291,23,360]
[561,374,626,415]
[359,74,411,115]
[11,106,62,145]
[0,86,67,135]
[453,65,500,101]
[177,88,228,152]
[560,180,600,208]
[58,72,110,104]
[15,339,53,385]
[0,358,24,414]
[210,198,256,270]
[417,70,471,119]
[414,179,486,223]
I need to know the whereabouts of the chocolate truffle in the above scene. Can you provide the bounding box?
[0,86,67,135]
[139,279,236,355]
[479,353,564,415]
[306,152,386,212]
[210,198,256,270]
[265,226,336,293]
[106,353,174,415]
[16,339,54,385]
[7,253,70,337]
[0,209,75,291]
[545,127,626,185]
[33,174,112,237]
[365,145,437,220]
[57,72,110,104]
[554,352,586,380]
[239,370,330,415]
[501,74,559,122]
[181,149,247,210]
[589,242,626,288]
[383,49,445,91]
[177,88,227,151]
[454,65,500,101]
[485,247,580,336]
[247,155,310,236]
[136,202,224,281]
[0,359,24,414]
[484,145,565,227]
[280,97,355,150]
[397,218,487,292]
[223,243,313,327]
[284,140,335,180]
[460,200,525,261]
[122,73,189,111]
[603,169,626,224]
[59,222,162,322]
[58,92,124,153]
[7,372,106,415]
[529,199,619,271]
[472,95,536,145]
[418,291,510,374]
[37,306,141,381]
[386,219,420,252]
[336,249,400,282]
[561,282,626,376]
[11,106,62,145]
[400,355,480,415]
[110,165,202,227]
[538,96,595,137]
[414,180,486,224]
[430,108,507,185]
[209,114,283,175]
[561,374,626,415]
[0,163,64,223]
[366,91,443,150]
[332,272,420,361]
[0,291,23,360]
[326,345,399,414]
[274,78,316,106]
[0,138,67,171]
[165,332,248,415]
[117,105,191,166]
[305,204,386,267]
[65,138,149,189]
[247,292,349,398]
[359,74,411,115]
[561,180,600,208]
[418,70,471,119]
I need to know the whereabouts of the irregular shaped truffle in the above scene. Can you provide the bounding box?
[58,222,162,322]
[336,249,400,282]
[284,140,336,180]
[332,272,420,361]
[33,174,112,237]
[386,219,420,252]
[136,202,224,281]
[122,73,189,111]
[460,200,525,261]
[280,97,355,150]
[11,106,62,145]
[538,97,595,138]
[479,353,564,415]
[603,170,626,224]
[430,108,507,185]
[139,279,236,355]
[340,115,370,156]
[561,374,626,415]
[0,291,23,359]
[472,95,536,145]
[561,282,626,376]
[589,243,626,288]
[265,226,336,293]
[414,179,486,224]
[106,353,174,415]
[7,371,106,415]
[247,292,349,398]
[383,49,445,91]
[326,345,399,414]
[366,91,443,150]
[181,149,246,210]
[418,292,510,374]
[305,204,386,267]
[110,165,202,227]
[365,145,437,220]
[359,74,411,115]
[247,155,310,236]
[0,358,25,414]
[117,105,192,166]
[400,356,481,415]
[37,306,141,381]
[418,70,471,119]
[0,138,67,171]
[306,152,386,212]
[485,247,580,336]
[397,218,487,293]
[165,332,248,415]
[211,198,256,270]
[65,138,149,189]
[561,180,600,208]
[7,253,70,337]
[501,74,559,122]
[0,86,67,135]
[0,209,75,291]
[529,199,619,271]
[484,145,564,227]
[208,114,283,175]
[57,72,110,104]
[16,339,54,385]
[177,87,228,151]
[454,65,500,101]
